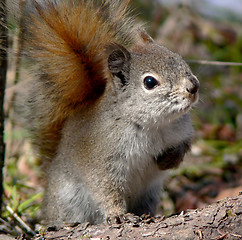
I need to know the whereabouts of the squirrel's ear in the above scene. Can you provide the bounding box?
[138,29,154,44]
[107,44,131,74]
[107,44,131,86]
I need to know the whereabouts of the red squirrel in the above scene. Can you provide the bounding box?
[13,0,199,225]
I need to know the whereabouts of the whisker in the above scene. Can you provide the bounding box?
[198,97,204,104]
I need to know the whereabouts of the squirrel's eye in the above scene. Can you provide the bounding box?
[144,76,159,90]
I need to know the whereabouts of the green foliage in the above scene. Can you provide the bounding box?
[3,125,43,229]
[3,182,43,219]
[205,36,242,66]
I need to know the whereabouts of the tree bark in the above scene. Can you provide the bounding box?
[32,194,242,240]
[0,0,8,215]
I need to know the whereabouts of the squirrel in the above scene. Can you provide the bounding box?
[13,0,199,225]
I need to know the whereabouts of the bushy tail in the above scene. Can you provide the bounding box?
[26,0,136,114]
[18,0,137,159]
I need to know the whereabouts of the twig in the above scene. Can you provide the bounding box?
[211,229,228,240]
[6,0,26,158]
[187,59,242,66]
[231,233,242,237]
[5,204,36,236]
[0,217,22,235]
[0,0,8,216]
[195,230,203,240]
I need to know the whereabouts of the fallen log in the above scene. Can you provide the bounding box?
[32,194,242,240]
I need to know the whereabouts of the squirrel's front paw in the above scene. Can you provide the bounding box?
[155,142,190,170]
[106,213,141,225]
[106,214,125,224]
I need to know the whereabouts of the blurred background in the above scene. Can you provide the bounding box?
[2,0,242,236]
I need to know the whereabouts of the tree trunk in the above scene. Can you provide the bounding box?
[0,0,8,215]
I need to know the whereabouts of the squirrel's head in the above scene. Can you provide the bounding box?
[106,30,199,128]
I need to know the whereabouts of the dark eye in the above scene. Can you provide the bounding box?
[144,76,159,90]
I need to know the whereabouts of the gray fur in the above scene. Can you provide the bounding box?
[40,43,199,225]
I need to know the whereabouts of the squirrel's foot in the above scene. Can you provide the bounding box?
[106,213,142,225]
[106,214,125,224]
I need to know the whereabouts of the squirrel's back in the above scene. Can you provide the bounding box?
[17,0,138,159]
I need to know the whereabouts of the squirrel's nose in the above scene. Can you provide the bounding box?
[186,76,199,94]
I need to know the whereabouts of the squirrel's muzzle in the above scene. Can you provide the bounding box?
[186,75,199,95]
